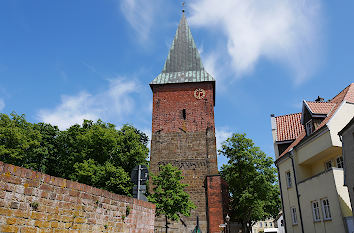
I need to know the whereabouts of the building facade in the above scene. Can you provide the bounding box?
[271,84,354,233]
[252,218,276,233]
[276,213,285,233]
[339,117,354,219]
[149,14,225,233]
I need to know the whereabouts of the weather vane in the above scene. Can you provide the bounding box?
[182,1,185,13]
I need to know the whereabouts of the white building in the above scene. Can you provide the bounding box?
[272,83,354,233]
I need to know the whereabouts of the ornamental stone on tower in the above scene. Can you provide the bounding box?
[149,13,228,233]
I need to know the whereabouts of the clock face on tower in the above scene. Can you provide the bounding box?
[194,88,206,100]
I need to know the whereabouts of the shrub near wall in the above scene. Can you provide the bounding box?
[0,161,155,233]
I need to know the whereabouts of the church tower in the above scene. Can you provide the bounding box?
[150,14,222,232]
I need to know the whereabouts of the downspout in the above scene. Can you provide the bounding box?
[338,134,347,186]
[289,150,305,233]
[276,164,288,233]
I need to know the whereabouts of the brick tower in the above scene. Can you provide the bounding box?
[150,14,222,233]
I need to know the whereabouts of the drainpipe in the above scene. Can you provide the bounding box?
[289,150,305,233]
[276,164,288,233]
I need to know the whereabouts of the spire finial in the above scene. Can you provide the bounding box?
[182,2,185,13]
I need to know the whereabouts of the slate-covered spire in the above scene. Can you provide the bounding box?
[151,14,215,85]
[163,14,204,73]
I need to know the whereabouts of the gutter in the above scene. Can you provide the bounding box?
[289,150,305,233]
[274,151,290,167]
[277,124,329,160]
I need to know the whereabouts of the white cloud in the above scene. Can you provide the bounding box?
[120,0,163,41]
[37,78,141,130]
[215,127,233,152]
[0,98,5,111]
[189,0,323,84]
[215,127,233,168]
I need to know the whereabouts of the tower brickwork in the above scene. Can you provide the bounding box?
[150,14,219,233]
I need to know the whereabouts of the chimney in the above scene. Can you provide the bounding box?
[315,96,324,102]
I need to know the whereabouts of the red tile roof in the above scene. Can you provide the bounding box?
[344,83,354,103]
[305,101,336,115]
[278,83,354,158]
[275,113,303,141]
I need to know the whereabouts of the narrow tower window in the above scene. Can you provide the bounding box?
[182,109,186,120]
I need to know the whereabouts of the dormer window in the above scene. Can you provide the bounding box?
[305,119,314,136]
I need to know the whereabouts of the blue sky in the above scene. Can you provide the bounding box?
[0,0,353,167]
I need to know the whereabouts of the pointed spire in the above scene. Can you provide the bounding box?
[162,14,204,73]
[151,14,215,85]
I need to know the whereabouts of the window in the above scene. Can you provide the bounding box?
[281,220,284,226]
[259,222,262,227]
[286,171,292,188]
[321,199,332,220]
[265,222,267,227]
[182,109,186,120]
[270,222,272,227]
[312,201,321,222]
[305,119,314,135]
[291,207,298,225]
[325,160,332,170]
[336,156,344,168]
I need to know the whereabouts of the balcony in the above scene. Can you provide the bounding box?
[296,129,339,165]
[297,168,352,233]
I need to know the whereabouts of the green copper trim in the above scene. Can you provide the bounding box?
[151,14,215,85]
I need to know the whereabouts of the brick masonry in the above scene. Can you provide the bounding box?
[150,82,219,233]
[205,175,229,233]
[0,161,155,233]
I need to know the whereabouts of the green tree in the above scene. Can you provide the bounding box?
[0,113,149,196]
[0,113,59,173]
[50,120,149,196]
[148,164,196,233]
[220,133,280,233]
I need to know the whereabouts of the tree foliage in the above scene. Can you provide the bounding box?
[220,133,280,233]
[148,164,196,232]
[0,113,59,172]
[0,112,149,196]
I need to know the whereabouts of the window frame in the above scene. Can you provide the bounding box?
[321,198,332,221]
[336,156,344,168]
[286,171,292,188]
[311,201,321,222]
[290,207,298,225]
[325,160,332,171]
[305,119,314,135]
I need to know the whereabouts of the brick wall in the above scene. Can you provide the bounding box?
[150,82,218,233]
[151,82,215,133]
[0,161,155,233]
[206,175,229,233]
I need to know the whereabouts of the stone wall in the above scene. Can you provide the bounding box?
[0,161,155,233]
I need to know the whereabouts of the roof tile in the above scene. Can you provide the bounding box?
[278,83,354,158]
[305,101,336,115]
[275,113,303,141]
